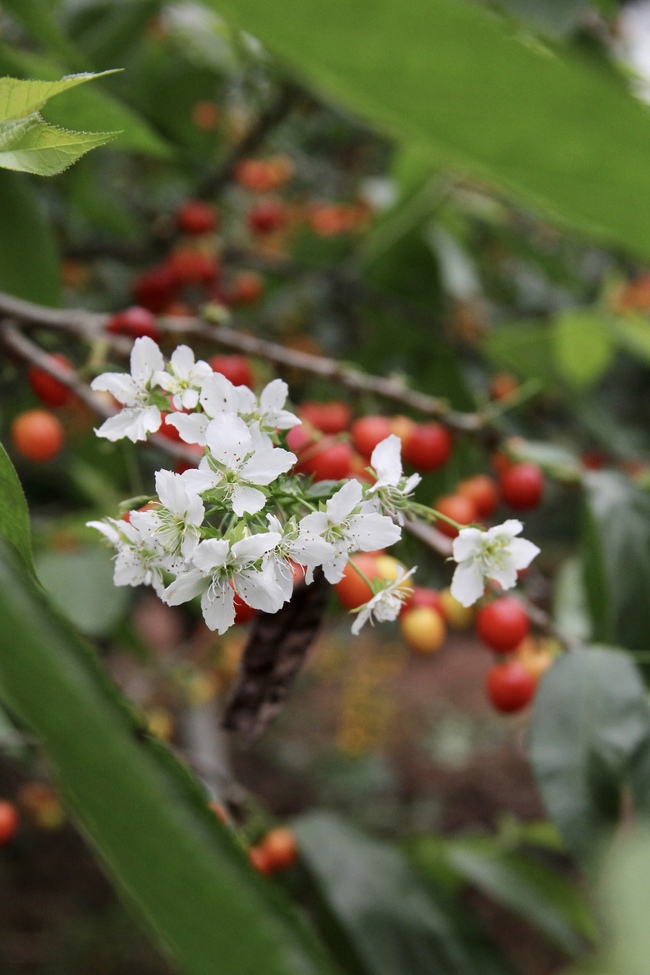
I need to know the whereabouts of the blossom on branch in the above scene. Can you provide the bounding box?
[450,519,540,607]
[366,434,421,522]
[91,336,165,442]
[351,566,416,635]
[154,345,212,410]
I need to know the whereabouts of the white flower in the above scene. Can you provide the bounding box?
[351,566,416,635]
[86,515,170,595]
[91,337,165,442]
[131,469,205,560]
[297,479,402,584]
[165,371,244,445]
[197,414,296,516]
[264,514,335,597]
[155,345,212,410]
[162,532,285,633]
[450,519,540,607]
[366,434,421,522]
[244,379,301,433]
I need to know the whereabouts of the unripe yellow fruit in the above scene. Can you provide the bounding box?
[439,588,474,629]
[400,606,446,654]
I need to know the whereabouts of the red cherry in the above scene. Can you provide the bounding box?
[133,266,177,313]
[247,198,287,235]
[286,422,316,455]
[208,355,254,388]
[225,272,264,305]
[299,401,352,435]
[457,474,499,519]
[166,248,219,286]
[248,845,273,875]
[0,800,19,845]
[433,494,477,538]
[486,660,536,713]
[401,586,444,617]
[107,306,160,341]
[233,593,257,625]
[402,422,452,472]
[234,159,275,193]
[260,827,299,872]
[27,354,73,408]
[499,463,544,511]
[476,597,530,653]
[301,440,354,481]
[11,409,64,462]
[176,200,218,235]
[334,553,381,609]
[351,415,392,458]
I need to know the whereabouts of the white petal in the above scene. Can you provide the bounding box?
[347,513,401,550]
[232,532,282,563]
[327,480,362,521]
[509,537,541,570]
[165,412,209,446]
[131,336,164,383]
[235,568,286,614]
[450,560,486,607]
[260,378,288,412]
[192,538,230,572]
[200,372,241,417]
[204,414,251,467]
[230,484,266,517]
[163,569,206,605]
[488,559,518,591]
[241,447,296,484]
[351,603,373,635]
[170,345,195,377]
[90,372,138,404]
[370,435,402,486]
[486,519,523,543]
[95,406,161,443]
[452,527,484,563]
[201,583,235,633]
[178,467,220,493]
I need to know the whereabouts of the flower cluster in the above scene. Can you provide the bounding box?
[87,338,540,635]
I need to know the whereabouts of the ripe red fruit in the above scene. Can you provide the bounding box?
[485,660,536,713]
[133,265,177,313]
[401,586,444,617]
[234,159,275,193]
[247,198,287,235]
[11,409,64,462]
[286,422,316,456]
[334,553,381,609]
[27,354,73,408]
[176,200,218,235]
[476,597,530,653]
[301,440,354,481]
[233,593,257,625]
[351,415,392,458]
[0,800,19,845]
[299,401,352,435]
[208,355,254,388]
[226,271,264,305]
[166,248,219,286]
[248,844,273,875]
[260,827,299,872]
[107,306,160,341]
[457,474,499,519]
[489,372,519,401]
[402,422,452,472]
[433,494,477,538]
[499,462,544,511]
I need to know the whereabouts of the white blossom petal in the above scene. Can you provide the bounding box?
[450,560,486,607]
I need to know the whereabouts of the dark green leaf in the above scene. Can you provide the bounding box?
[0,169,61,304]
[221,0,650,260]
[36,546,130,637]
[581,471,650,652]
[1,0,86,69]
[483,322,558,389]
[0,440,34,575]
[529,647,650,866]
[0,540,338,975]
[295,812,514,975]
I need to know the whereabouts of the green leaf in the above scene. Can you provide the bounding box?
[598,827,650,975]
[0,47,174,159]
[35,546,130,637]
[483,322,558,389]
[221,0,650,260]
[609,313,650,365]
[0,70,118,123]
[581,471,650,652]
[295,812,515,975]
[0,539,338,975]
[529,646,650,866]
[551,311,615,389]
[0,169,61,304]
[0,441,34,575]
[0,111,116,175]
